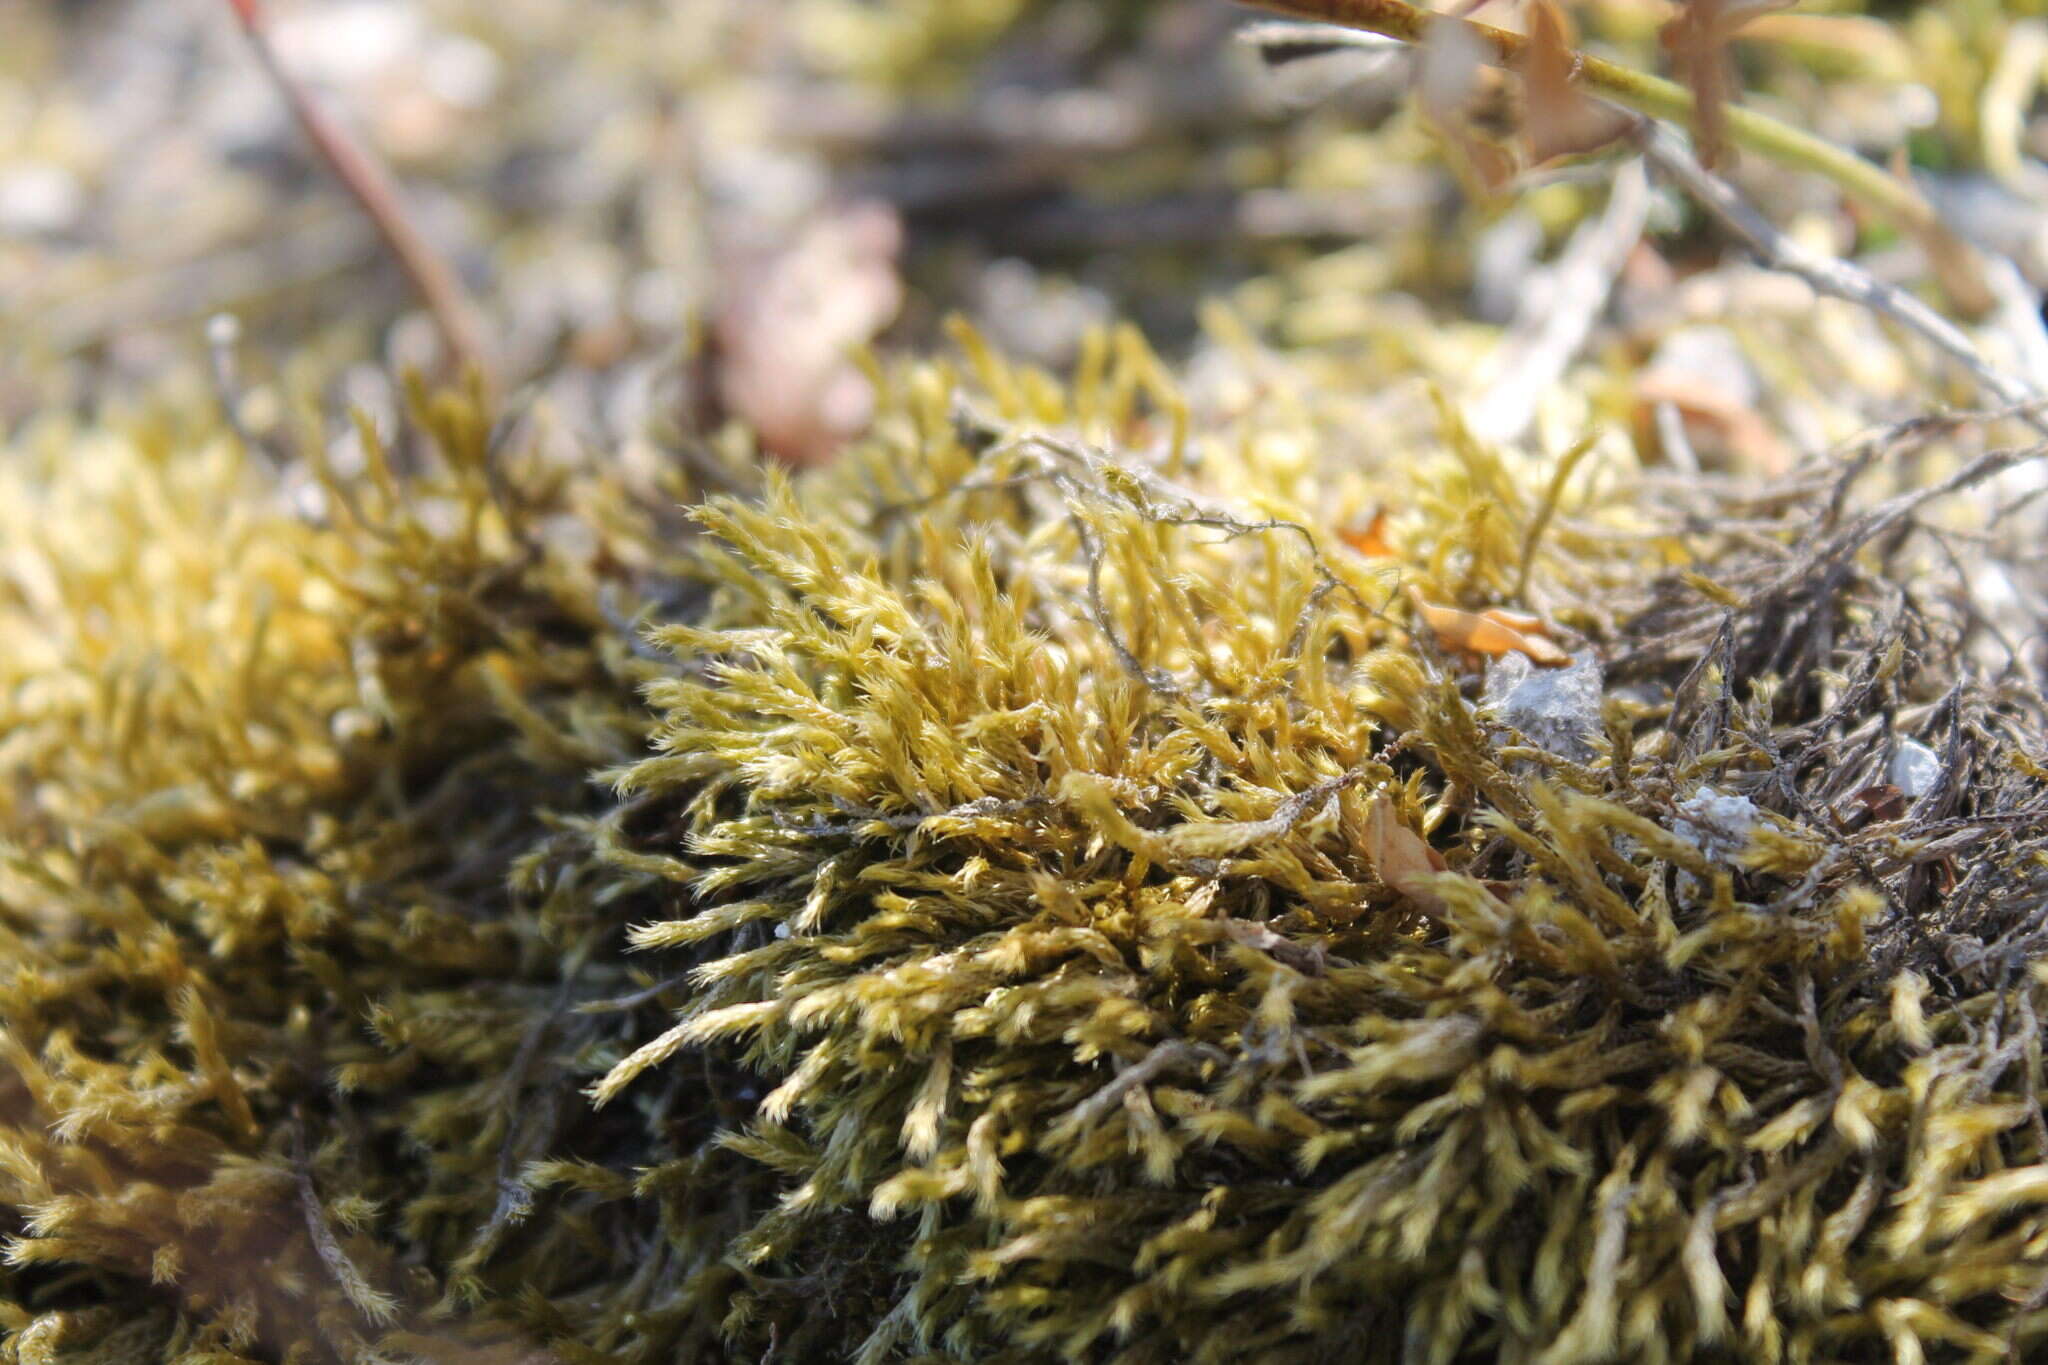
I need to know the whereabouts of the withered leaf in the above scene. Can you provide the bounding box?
[1408,587,1570,666]
[1659,0,1793,171]
[1363,796,1450,912]
[1518,0,1635,166]
[1478,604,1547,635]
[1839,783,1907,831]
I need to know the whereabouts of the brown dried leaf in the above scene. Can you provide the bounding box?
[1363,796,1449,911]
[1518,0,1635,166]
[1839,783,1908,831]
[1659,0,1793,171]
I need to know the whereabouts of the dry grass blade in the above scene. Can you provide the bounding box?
[222,0,493,387]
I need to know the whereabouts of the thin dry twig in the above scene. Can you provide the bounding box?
[1470,157,1650,444]
[223,0,493,386]
[1636,126,2044,427]
[932,416,1390,701]
[1053,1040,1228,1140]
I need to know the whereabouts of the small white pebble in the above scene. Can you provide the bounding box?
[1888,739,1942,799]
[0,163,84,236]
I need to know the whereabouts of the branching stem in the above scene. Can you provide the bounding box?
[1239,0,1946,243]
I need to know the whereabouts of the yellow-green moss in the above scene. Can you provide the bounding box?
[583,342,2048,1363]
[0,381,690,1360]
[2,335,2047,1365]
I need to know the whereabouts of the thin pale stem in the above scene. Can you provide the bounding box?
[224,0,494,387]
[1636,125,2041,416]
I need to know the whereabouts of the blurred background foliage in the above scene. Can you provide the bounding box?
[7,0,2048,470]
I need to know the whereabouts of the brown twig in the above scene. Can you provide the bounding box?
[223,0,493,387]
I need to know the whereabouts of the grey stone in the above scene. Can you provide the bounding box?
[1484,651,1604,763]
[1674,788,1763,866]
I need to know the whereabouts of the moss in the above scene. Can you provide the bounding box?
[581,339,2048,1363]
[0,380,692,1360]
[2,333,2048,1364]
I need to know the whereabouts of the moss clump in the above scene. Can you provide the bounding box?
[0,381,699,1359]
[589,344,2048,1363]
[2,335,2048,1365]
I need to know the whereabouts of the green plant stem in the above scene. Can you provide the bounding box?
[1239,0,1944,240]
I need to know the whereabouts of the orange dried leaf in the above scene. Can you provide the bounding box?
[1481,605,1549,636]
[1408,588,1570,665]
[1518,0,1635,165]
[1339,507,1394,558]
[1484,616,1570,665]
